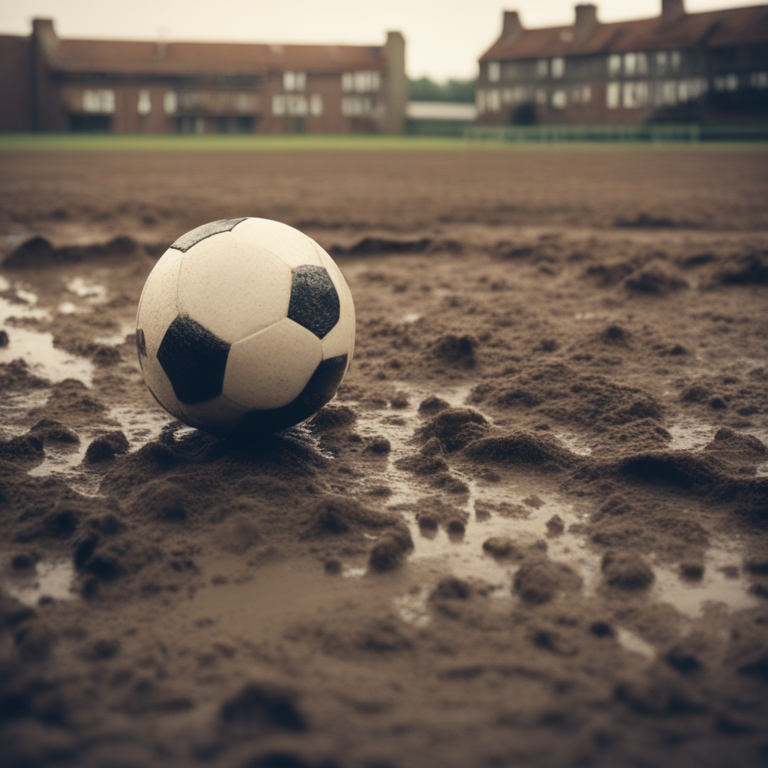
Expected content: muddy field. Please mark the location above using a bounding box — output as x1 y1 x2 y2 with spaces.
1 147 768 768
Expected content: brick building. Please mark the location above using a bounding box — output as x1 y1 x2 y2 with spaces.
477 0 768 125
0 19 407 134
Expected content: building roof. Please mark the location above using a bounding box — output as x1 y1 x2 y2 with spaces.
40 25 386 77
480 3 768 61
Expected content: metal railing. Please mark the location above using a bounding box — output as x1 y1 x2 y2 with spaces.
464 123 768 143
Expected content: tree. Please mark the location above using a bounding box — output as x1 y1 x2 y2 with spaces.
409 76 476 103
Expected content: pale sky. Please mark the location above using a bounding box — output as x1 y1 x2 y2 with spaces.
0 0 756 80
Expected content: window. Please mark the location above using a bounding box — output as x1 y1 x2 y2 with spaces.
310 93 323 116
606 82 620 109
714 74 738 92
138 90 151 116
486 89 501 112
535 88 547 105
551 90 567 109
551 58 565 79
273 94 308 116
623 81 648 108
581 85 592 104
662 80 677 105
476 89 486 114
283 71 306 91
624 52 637 76
83 90 116 114
636 53 648 75
608 55 622 78
751 72 768 89
163 91 177 115
342 71 381 93
656 52 668 75
487 61 500 82
670 51 682 71
537 59 549 78
342 96 373 116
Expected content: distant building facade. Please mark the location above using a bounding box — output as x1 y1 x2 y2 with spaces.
477 0 768 125
0 19 407 134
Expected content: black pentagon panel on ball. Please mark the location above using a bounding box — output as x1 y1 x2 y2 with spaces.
157 315 231 404
238 354 348 434
287 265 341 339
169 218 249 253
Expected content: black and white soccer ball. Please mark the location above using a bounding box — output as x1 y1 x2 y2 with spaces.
135 217 355 435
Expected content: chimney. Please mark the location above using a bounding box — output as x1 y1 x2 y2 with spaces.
32 18 59 61
574 4 598 43
661 0 685 26
502 11 523 39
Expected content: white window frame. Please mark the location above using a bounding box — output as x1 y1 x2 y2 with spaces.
608 55 622 78
83 89 116 114
551 58 565 79
283 71 306 92
606 82 621 109
551 90 567 109
310 93 323 116
624 52 637 77
487 61 501 82
137 90 151 116
163 91 177 115
536 59 549 78
656 51 668 75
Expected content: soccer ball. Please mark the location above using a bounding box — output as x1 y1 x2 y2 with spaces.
135 217 355 435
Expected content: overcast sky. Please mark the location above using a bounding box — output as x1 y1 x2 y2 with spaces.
0 0 755 80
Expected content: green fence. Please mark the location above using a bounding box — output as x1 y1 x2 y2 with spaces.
465 123 768 143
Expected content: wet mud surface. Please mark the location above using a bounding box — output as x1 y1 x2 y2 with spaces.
1 148 768 768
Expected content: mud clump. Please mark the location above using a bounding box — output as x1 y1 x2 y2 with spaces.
715 251 768 286
428 334 477 369
602 551 655 590
4 235 141 268
220 683 306 733
513 559 582 604
625 268 688 294
464 430 576 469
330 236 431 256
309 405 356 431
84 431 129 463
415 408 487 452
369 531 413 572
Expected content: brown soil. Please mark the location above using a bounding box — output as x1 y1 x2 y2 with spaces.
1 147 768 768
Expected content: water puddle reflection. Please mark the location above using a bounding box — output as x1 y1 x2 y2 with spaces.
2 556 76 606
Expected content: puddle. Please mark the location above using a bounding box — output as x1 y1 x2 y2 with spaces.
0 291 51 323
553 431 593 457
340 383 600 625
3 557 76 606
616 628 656 661
1 290 94 385
0 389 51 441
668 418 768 453
65 277 107 303
339 383 761 632
667 419 718 452
0 324 94 385
652 543 759 618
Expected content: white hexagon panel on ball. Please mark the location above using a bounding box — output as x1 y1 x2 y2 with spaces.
135 217 355 436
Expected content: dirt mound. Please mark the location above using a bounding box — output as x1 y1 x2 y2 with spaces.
329 236 431 256
3 235 143 268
